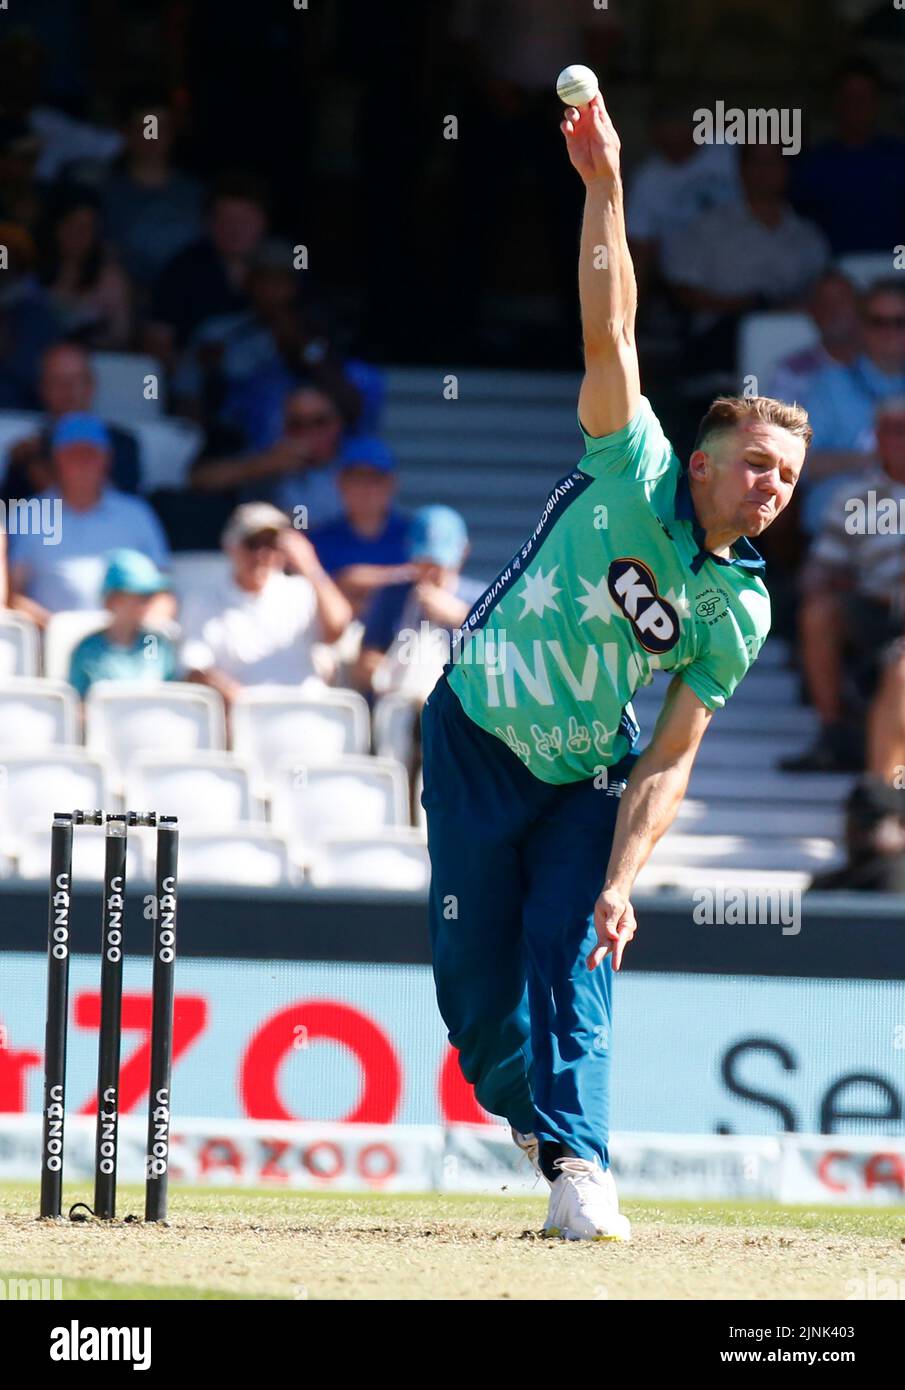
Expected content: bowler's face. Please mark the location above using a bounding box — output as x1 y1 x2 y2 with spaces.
696 422 806 537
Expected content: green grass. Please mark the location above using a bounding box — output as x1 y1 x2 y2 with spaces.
2 1182 902 1300
0 1270 262 1300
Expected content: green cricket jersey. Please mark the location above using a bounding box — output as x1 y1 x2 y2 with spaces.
447 396 771 784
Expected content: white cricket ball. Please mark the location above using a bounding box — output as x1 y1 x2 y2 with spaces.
556 65 599 108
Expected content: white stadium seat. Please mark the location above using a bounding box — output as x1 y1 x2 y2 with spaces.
413 765 426 832
0 677 79 748
232 687 371 784
166 551 230 601
0 611 40 677
129 417 203 491
736 311 817 394
15 817 154 883
147 827 298 886
635 864 812 894
308 828 430 891
836 252 896 290
649 832 838 874
127 751 263 829
0 750 115 855
0 409 42 460
89 351 164 420
372 691 419 765
85 681 226 777
43 610 110 683
271 754 410 857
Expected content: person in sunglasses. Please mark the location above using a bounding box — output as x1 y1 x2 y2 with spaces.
799 279 905 534
191 382 349 530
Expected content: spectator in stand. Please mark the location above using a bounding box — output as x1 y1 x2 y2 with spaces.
353 505 483 704
0 222 61 410
145 171 269 367
310 436 412 615
783 396 905 773
68 549 176 698
627 102 740 300
663 143 829 387
2 343 141 500
0 118 44 234
191 383 348 527
102 88 204 292
766 270 862 405
808 778 905 893
172 237 362 433
0 31 122 184
799 279 905 534
6 413 169 624
791 60 905 256
180 501 352 708
37 186 133 349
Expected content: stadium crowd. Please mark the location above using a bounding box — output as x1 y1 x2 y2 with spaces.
0 13 905 889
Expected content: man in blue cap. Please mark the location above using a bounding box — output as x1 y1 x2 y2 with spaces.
309 434 412 615
68 549 177 698
7 412 169 624
354 504 484 701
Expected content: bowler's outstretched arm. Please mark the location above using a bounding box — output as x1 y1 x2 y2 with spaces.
562 93 641 439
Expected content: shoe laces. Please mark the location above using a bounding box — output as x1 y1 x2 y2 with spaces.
553 1156 604 1185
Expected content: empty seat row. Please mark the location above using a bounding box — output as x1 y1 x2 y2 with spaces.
0 823 429 891
0 747 417 855
0 678 418 784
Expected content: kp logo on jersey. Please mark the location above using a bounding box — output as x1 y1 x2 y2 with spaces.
607 558 680 654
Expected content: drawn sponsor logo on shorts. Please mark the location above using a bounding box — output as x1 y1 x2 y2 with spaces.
607 558 680 654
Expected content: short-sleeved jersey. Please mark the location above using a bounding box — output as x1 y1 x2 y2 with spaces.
447 398 771 784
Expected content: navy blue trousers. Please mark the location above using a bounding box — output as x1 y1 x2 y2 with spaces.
420 671 637 1168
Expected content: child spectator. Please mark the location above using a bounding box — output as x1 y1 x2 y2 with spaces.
68 549 176 698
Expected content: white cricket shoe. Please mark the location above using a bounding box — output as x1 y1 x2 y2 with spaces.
543 1157 631 1241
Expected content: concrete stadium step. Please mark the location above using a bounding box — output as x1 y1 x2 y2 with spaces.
632 695 814 737
636 863 811 893
675 799 843 840
636 667 800 703
686 768 856 804
650 832 837 873
677 736 807 767
386 367 580 403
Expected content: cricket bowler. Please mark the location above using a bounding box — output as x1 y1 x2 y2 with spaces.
420 91 811 1240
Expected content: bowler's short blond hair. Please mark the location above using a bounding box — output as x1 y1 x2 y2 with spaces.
694 396 813 453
